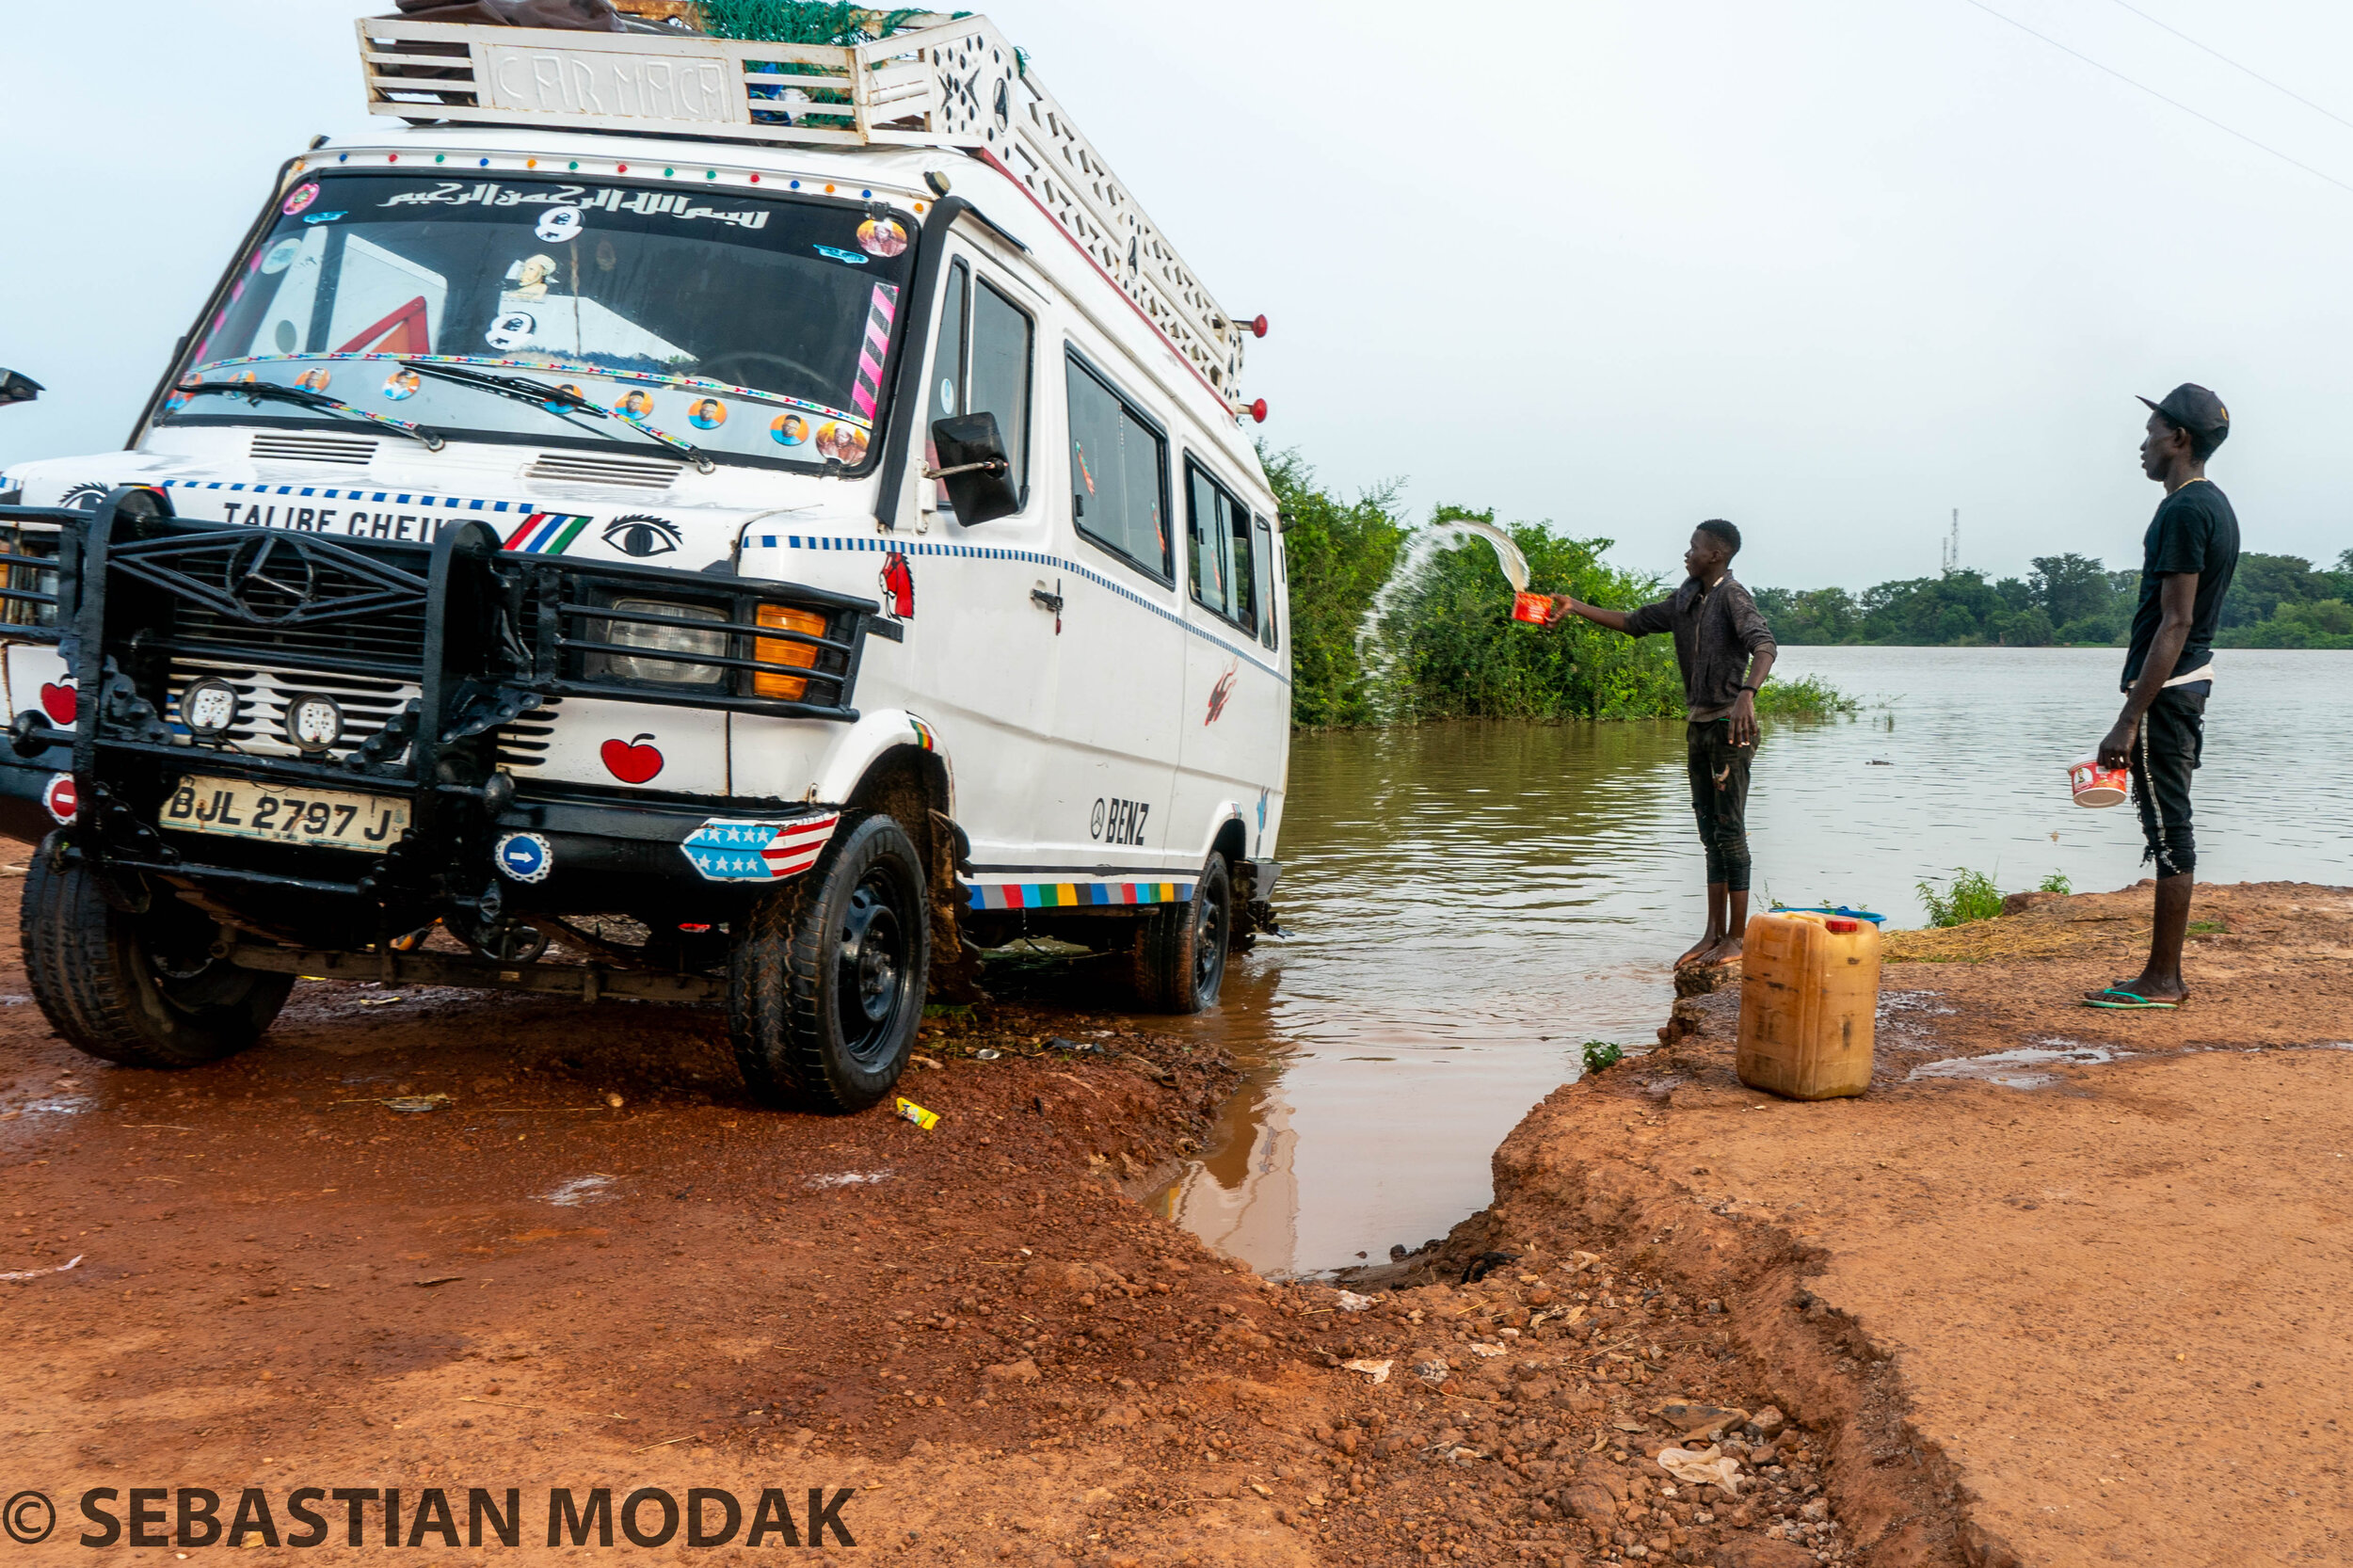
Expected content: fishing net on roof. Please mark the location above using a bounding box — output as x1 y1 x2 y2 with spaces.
688 1 941 42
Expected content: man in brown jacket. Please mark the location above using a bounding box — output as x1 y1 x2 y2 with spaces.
1549 520 1778 968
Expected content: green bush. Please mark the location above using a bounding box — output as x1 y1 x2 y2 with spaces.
1917 867 2073 925
1917 868 2005 927
1581 1040 1625 1075
1269 450 1854 727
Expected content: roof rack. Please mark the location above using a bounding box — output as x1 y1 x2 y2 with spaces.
356 12 1250 397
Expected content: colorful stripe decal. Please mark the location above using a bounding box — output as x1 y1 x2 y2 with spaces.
501 511 591 553
851 282 897 419
967 881 1194 911
189 353 869 432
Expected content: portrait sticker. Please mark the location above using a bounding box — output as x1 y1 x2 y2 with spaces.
771 412 809 446
856 216 909 259
382 370 422 402
687 397 728 430
616 390 656 420
507 255 559 300
815 422 870 465
485 311 537 352
535 205 584 244
296 368 332 392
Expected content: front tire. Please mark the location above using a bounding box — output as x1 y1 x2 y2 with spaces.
21 838 293 1068
728 811 929 1112
1131 851 1230 1014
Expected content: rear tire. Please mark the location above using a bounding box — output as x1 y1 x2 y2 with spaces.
21 837 293 1068
728 811 929 1112
1131 851 1230 1014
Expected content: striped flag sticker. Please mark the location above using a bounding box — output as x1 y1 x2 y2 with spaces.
503 512 592 553
851 281 898 419
680 812 840 883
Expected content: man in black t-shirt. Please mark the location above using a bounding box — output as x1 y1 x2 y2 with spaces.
1549 520 1777 968
2088 383 2238 1010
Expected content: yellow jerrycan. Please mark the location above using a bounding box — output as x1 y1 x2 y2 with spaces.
1736 910 1881 1099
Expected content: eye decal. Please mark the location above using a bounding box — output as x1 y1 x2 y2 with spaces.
603 514 681 558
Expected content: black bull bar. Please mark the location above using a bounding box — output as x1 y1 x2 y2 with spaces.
0 486 898 913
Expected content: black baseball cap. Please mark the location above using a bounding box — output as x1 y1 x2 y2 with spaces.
2137 383 2230 448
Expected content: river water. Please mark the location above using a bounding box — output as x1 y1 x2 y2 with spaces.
1144 646 2353 1276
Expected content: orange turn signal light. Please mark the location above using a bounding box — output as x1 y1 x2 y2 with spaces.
754 604 825 699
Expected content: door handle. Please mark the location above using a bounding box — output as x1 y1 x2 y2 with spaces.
1031 581 1064 635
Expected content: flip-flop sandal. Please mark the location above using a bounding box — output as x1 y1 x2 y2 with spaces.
2082 988 2180 1010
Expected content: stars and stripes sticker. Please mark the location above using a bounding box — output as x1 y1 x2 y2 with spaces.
502 511 592 553
680 812 840 883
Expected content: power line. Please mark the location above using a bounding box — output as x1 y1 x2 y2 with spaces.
1953 0 2353 200
2104 0 2353 138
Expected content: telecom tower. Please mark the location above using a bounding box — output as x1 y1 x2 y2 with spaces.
1940 508 1960 575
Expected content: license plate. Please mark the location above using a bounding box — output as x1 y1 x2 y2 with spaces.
161 775 410 852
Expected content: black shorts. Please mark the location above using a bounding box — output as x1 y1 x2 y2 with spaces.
2130 682 2206 877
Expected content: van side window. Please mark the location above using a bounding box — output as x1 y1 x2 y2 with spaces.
1253 514 1279 650
926 261 970 514
1184 458 1256 635
1066 354 1169 581
968 279 1032 494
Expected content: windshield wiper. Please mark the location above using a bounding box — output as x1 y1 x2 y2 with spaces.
173 378 445 451
401 360 715 473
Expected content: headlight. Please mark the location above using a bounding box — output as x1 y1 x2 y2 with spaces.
754 604 825 700
590 599 728 687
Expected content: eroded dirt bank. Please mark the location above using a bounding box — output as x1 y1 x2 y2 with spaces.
1425 882 2353 1568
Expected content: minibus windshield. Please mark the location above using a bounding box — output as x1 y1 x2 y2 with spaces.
165 171 917 469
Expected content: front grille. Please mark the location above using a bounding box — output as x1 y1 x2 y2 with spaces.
164 662 416 762
250 432 378 466
109 529 434 680
495 697 563 770
523 452 682 489
167 600 429 677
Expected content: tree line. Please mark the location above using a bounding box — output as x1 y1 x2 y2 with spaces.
1753 551 2353 648
1273 453 1849 728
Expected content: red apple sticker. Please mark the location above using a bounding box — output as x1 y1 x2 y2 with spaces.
600 733 664 784
39 682 76 725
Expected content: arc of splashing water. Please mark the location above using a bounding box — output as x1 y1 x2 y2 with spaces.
1353 520 1533 714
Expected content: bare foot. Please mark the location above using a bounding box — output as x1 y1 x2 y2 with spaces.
2086 975 2189 1003
1674 933 1719 968
1694 936 1744 968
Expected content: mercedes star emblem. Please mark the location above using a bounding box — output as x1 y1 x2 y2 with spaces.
226 533 318 621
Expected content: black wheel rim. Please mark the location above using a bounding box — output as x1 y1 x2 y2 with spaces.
837 868 915 1067
1191 875 1227 1004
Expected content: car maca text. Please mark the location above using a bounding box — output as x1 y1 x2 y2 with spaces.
0 8 1287 1112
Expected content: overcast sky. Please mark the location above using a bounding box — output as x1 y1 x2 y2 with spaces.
8 1 2353 589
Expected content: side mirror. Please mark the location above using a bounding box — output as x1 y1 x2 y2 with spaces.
927 412 1021 526
0 369 41 407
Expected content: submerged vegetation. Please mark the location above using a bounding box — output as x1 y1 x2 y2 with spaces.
1271 453 1853 728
